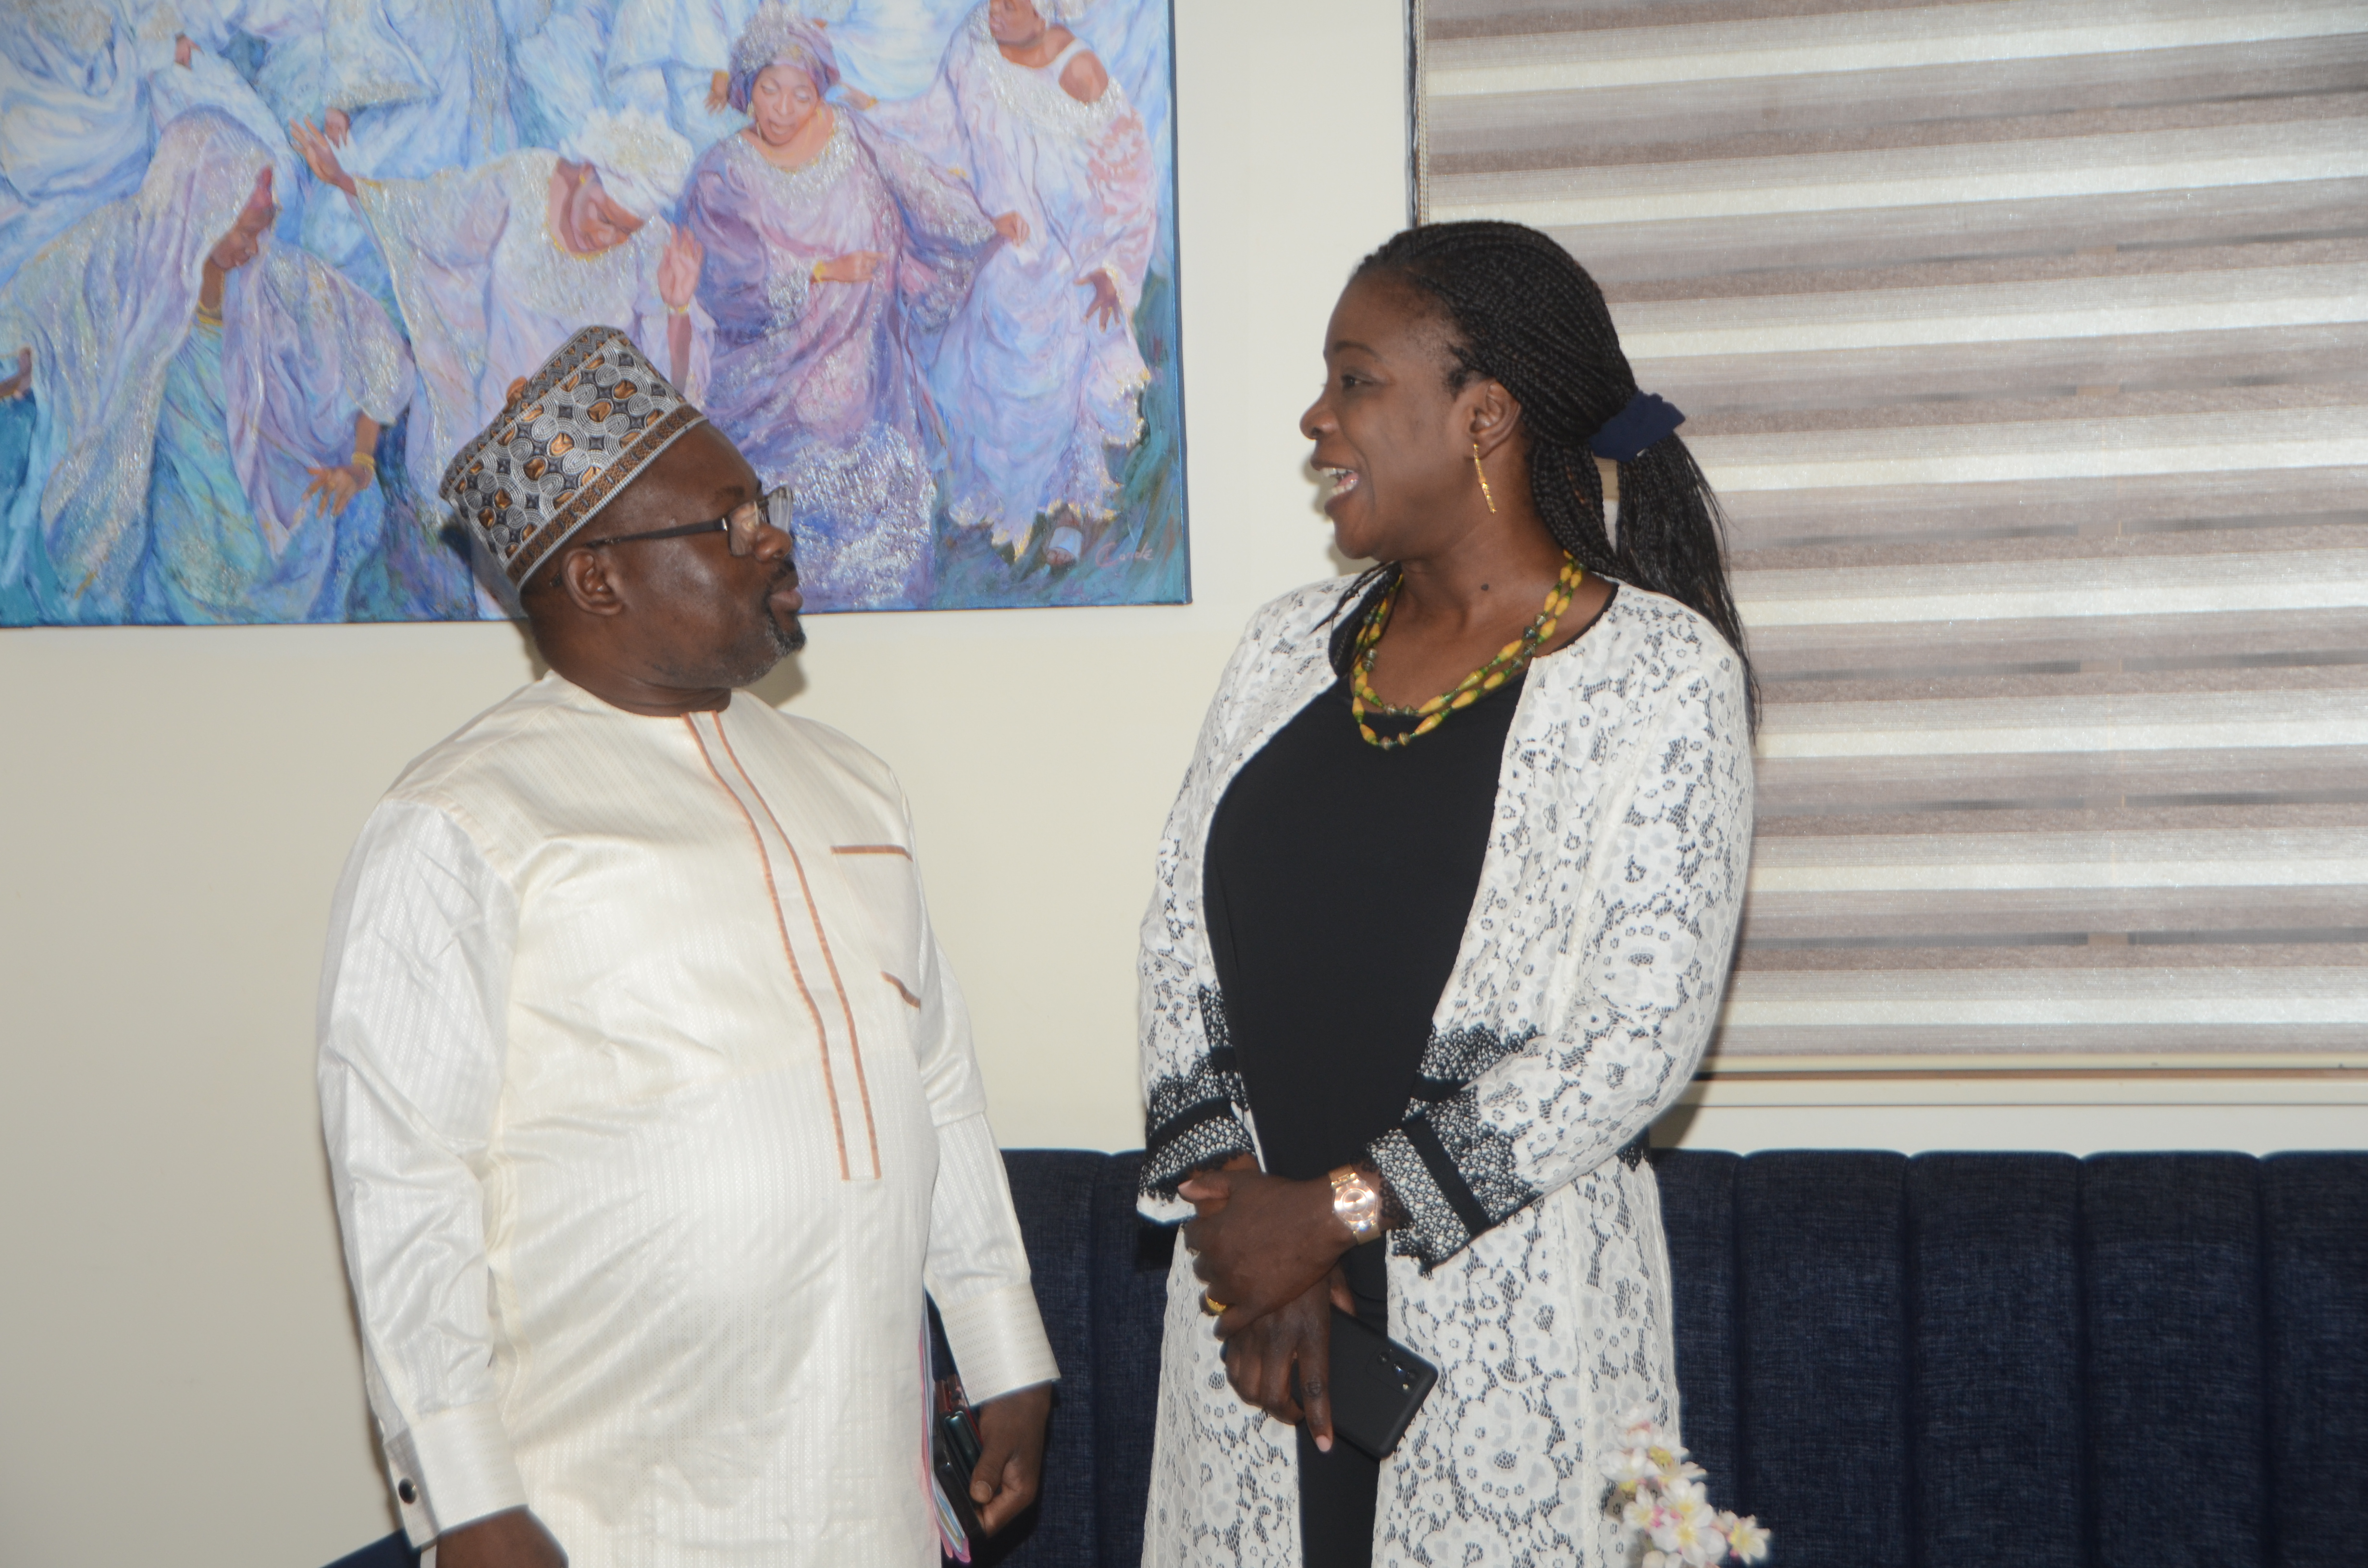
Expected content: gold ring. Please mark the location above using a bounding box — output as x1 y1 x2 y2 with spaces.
1202 1293 1229 1316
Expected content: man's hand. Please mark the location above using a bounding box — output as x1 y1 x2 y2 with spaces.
992 211 1029 246
658 228 704 310
435 1508 567 1568
1076 268 1122 330
0 348 31 402
175 34 194 67
1179 1161 1349 1338
968 1383 1051 1534
1222 1270 1355 1450
707 69 730 112
290 119 358 199
815 249 883 285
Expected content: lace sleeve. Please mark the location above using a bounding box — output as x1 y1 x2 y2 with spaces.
1369 643 1755 1269
1135 600 1303 1213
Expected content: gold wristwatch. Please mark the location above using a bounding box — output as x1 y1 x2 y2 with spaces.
1329 1164 1384 1244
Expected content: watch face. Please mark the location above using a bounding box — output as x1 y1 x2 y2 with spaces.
1332 1169 1382 1237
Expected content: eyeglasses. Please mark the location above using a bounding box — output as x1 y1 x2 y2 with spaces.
577 486 792 555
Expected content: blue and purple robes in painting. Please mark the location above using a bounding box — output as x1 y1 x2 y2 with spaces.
0 110 413 625
868 5 1157 555
683 112 994 610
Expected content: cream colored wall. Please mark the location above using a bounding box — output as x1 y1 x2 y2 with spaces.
0 3 1406 1563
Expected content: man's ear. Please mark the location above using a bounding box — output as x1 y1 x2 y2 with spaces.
556 546 628 616
1467 380 1524 461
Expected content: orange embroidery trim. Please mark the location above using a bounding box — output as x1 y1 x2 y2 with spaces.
716 721 882 1181
687 718 851 1181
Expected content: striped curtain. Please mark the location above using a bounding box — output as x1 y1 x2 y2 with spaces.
1413 0 2368 1075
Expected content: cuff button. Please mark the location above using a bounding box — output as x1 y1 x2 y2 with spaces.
397 1479 419 1505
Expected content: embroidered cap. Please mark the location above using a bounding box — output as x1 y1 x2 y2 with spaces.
440 325 707 589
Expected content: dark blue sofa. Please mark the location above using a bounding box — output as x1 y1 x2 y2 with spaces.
331 1148 2367 1568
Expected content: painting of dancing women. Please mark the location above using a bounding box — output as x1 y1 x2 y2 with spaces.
0 0 1186 624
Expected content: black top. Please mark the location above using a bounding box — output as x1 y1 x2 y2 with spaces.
1198 589 1613 1566
1202 670 1528 1187
1204 664 1534 1561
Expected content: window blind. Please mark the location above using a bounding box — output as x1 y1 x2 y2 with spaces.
1414 0 2368 1074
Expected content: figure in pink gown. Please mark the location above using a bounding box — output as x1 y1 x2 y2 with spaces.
683 7 996 610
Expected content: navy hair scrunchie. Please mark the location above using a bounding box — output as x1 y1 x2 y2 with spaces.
1588 391 1685 463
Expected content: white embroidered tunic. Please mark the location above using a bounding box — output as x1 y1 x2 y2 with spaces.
320 673 1057 1566
1136 580 1754 1568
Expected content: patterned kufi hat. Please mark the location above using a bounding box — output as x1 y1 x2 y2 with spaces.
728 3 840 111
439 325 707 590
557 108 694 220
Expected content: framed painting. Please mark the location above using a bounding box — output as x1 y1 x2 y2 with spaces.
0 0 1186 625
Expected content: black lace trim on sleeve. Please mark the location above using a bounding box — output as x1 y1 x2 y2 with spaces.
1140 988 1253 1199
1369 1025 1551 1270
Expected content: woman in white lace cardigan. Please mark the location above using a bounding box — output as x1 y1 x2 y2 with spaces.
1135 222 1756 1568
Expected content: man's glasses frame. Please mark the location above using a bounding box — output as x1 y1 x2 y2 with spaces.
575 486 793 552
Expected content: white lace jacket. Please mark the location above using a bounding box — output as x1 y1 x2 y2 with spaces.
1135 578 1754 1568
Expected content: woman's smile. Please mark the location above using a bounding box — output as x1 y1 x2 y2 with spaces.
1316 465 1361 513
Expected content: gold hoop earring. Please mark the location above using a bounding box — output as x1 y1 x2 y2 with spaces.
1471 441 1497 514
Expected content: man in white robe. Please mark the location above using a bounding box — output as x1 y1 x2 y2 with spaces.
868 0 1156 564
294 106 713 516
319 325 1056 1568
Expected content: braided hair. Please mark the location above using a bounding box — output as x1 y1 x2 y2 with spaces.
1325 220 1754 722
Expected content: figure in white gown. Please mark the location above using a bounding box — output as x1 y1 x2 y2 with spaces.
0 0 174 288
294 107 712 512
148 8 308 233
0 0 315 290
280 0 521 310
0 111 414 625
868 0 1155 565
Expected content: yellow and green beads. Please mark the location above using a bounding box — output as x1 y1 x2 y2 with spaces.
1350 556 1585 750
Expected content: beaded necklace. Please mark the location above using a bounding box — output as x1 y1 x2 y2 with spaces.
1349 556 1584 749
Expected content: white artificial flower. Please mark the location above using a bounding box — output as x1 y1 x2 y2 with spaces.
1666 1512 1727 1567
1661 1475 1710 1512
1606 1413 1768 1567
1602 1446 1658 1488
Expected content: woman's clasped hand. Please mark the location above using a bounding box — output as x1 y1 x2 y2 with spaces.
1179 1156 1362 1450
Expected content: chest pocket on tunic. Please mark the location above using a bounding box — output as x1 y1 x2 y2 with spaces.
827 843 926 1016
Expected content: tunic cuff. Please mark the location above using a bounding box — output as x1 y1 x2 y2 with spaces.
937 1279 1060 1406
1369 1125 1481 1274
1139 1097 1254 1202
383 1401 527 1547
